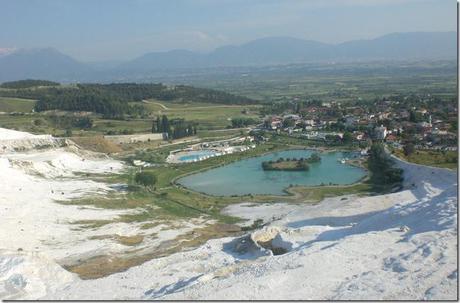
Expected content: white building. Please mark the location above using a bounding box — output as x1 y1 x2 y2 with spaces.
374 125 387 140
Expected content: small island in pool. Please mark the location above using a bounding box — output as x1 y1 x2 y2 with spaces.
262 153 321 171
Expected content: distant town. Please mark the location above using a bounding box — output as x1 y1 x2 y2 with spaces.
252 95 457 154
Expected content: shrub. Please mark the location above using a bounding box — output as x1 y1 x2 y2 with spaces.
368 143 404 190
297 161 310 170
403 143 415 156
134 171 157 187
307 153 321 163
33 118 46 126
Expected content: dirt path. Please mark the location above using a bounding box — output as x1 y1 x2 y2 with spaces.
205 127 250 132
142 100 169 110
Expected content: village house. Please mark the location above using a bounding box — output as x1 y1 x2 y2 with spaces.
282 114 301 121
344 115 359 127
385 134 398 143
353 131 366 141
264 116 283 130
303 119 316 127
374 125 388 140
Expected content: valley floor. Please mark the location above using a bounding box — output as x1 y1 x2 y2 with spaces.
0 128 457 300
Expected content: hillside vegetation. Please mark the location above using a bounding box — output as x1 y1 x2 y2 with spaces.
0 82 258 118
0 79 60 89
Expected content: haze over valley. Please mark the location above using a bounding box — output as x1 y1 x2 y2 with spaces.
0 32 456 82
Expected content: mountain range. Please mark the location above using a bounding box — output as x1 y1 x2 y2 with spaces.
0 32 456 82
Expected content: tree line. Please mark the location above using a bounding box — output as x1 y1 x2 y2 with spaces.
152 115 197 140
33 87 146 118
231 117 257 128
0 79 60 89
47 115 93 129
80 83 257 105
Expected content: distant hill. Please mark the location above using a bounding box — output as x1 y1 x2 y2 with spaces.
117 37 334 71
120 32 455 70
0 32 455 82
118 49 207 71
335 32 457 60
208 37 334 66
0 48 90 82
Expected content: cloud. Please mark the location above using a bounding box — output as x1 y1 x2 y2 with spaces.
183 31 228 43
0 47 16 56
187 30 211 41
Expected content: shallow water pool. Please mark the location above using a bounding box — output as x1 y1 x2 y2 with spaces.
177 149 366 196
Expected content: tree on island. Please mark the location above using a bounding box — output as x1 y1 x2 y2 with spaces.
262 158 309 171
261 161 271 170
296 160 310 170
306 153 321 163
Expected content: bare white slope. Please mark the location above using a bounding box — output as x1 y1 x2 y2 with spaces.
0 128 38 140
0 128 211 300
0 128 63 153
34 155 456 300
0 130 132 261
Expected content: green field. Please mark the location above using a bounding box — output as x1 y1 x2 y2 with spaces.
183 61 457 102
0 97 36 112
143 100 261 129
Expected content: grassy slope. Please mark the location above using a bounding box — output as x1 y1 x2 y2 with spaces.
0 97 36 112
393 149 457 169
70 136 123 153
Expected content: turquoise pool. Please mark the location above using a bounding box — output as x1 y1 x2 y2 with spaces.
177 149 366 196
177 150 218 162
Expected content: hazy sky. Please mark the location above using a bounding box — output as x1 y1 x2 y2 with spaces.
0 0 456 61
